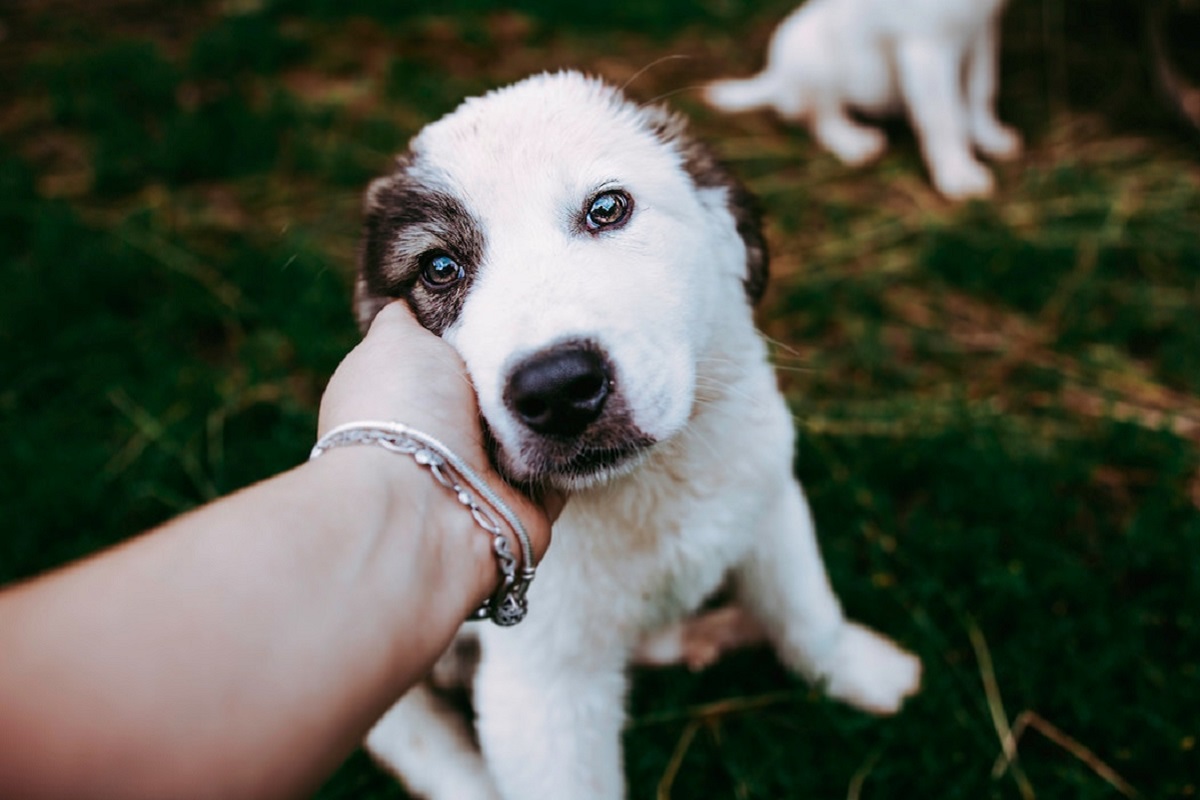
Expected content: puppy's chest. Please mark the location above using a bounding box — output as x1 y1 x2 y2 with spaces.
543 489 754 635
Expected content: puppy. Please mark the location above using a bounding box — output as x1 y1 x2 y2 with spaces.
705 0 1022 199
355 71 920 800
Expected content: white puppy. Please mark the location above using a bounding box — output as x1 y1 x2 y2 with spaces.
354 71 920 800
705 0 1022 198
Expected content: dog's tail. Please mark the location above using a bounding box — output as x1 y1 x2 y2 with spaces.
704 72 782 114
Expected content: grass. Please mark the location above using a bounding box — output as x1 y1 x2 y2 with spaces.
1 0 1198 797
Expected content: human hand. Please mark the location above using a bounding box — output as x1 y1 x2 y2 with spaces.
318 301 562 561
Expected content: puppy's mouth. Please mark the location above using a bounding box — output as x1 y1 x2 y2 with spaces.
559 443 648 474
535 440 656 488
482 421 656 489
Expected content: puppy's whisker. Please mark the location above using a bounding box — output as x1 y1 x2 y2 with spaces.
640 83 710 108
770 363 817 375
621 54 694 93
693 376 771 410
761 334 806 360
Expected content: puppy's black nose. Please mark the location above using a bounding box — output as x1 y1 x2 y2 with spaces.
505 346 611 438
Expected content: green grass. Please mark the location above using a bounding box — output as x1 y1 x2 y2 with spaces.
2 0 1198 797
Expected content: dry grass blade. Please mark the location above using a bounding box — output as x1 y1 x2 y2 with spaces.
656 719 702 800
967 621 1036 799
972 622 1141 799
846 750 882 800
991 711 1140 799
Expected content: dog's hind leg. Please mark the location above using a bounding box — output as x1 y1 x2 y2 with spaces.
964 15 1022 161
732 480 921 715
894 37 993 198
366 683 501 800
634 604 768 671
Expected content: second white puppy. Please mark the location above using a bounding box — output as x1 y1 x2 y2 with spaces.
706 0 1022 198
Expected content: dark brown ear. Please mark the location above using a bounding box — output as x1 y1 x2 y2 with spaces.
720 175 769 305
354 164 409 334
639 105 769 305
685 145 769 305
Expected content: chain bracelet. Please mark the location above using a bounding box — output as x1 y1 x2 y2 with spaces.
309 421 535 626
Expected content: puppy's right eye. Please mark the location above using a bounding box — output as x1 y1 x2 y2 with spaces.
585 190 631 231
420 252 464 289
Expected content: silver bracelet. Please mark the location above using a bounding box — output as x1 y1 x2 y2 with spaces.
309 421 535 626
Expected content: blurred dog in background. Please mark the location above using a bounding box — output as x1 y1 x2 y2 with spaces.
705 0 1022 199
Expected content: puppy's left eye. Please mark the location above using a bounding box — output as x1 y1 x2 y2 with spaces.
585 190 631 231
420 252 465 289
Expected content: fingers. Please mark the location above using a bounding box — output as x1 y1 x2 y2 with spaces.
361 301 466 376
363 299 420 338
318 302 474 439
325 300 566 562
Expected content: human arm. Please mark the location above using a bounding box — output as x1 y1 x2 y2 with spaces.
0 302 555 800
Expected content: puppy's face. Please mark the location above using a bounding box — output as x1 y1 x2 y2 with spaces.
357 72 766 489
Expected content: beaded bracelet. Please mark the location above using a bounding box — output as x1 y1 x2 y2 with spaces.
309 421 535 626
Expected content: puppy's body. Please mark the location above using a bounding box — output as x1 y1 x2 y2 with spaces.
356 72 919 800
706 0 1021 198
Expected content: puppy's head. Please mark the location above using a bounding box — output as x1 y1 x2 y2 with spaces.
356 71 767 489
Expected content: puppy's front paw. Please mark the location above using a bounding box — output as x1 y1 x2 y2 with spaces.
819 622 921 715
931 155 994 200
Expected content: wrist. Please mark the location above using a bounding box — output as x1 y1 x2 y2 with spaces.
309 422 538 626
305 446 499 617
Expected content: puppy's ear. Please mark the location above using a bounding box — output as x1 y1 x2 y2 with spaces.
688 147 769 306
354 163 407 333
643 107 769 305
721 177 769 306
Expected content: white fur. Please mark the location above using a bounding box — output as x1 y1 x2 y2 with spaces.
364 72 920 799
705 0 1022 198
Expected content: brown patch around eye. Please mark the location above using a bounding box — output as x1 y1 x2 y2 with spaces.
356 157 486 335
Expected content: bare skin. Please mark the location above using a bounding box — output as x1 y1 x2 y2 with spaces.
0 302 559 800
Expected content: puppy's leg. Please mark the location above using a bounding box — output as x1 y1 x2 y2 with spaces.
474 645 627 800
634 604 767 671
366 684 501 800
733 481 921 715
895 38 993 199
965 16 1022 161
810 101 888 166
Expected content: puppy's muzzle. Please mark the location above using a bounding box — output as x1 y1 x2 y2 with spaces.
498 341 654 485
505 343 611 439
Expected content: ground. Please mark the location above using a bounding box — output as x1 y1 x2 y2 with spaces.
1 1 1197 798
